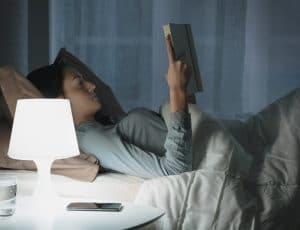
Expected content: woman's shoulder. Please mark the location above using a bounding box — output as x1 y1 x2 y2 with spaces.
120 108 162 122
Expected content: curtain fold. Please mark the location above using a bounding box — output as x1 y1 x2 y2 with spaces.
46 0 300 116
0 0 28 75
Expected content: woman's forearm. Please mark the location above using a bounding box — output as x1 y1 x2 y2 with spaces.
162 110 192 175
169 88 188 112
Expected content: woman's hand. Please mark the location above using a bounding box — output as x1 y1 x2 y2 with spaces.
165 35 190 112
165 35 190 92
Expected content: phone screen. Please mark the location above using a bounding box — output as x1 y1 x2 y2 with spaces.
67 202 123 211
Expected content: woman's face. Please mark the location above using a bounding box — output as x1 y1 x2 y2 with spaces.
61 69 102 118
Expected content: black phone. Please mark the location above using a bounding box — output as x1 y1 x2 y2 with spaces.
66 202 123 212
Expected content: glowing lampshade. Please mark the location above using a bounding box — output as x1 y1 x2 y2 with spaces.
7 99 80 207
8 99 79 160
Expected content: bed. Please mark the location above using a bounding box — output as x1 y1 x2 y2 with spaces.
3 85 299 230
1 49 300 229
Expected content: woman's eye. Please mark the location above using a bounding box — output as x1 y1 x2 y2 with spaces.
77 78 84 87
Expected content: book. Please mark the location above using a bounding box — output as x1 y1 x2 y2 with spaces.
163 23 203 95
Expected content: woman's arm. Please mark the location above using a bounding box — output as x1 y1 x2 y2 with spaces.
161 35 192 174
165 35 190 113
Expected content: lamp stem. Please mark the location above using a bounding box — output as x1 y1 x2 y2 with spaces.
33 158 56 204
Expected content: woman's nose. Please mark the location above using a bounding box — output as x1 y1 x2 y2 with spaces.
85 81 96 91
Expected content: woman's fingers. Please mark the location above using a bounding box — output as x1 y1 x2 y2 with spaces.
165 35 190 92
165 35 175 63
177 51 188 62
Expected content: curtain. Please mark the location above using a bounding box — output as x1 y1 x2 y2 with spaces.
49 0 300 117
0 0 28 75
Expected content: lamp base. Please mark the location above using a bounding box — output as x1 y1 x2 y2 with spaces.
31 159 61 214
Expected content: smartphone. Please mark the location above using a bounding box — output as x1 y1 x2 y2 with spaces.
66 202 123 212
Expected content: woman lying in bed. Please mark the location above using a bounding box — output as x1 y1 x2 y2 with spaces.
27 36 193 179
27 36 300 227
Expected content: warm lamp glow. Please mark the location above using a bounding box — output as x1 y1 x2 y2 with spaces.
7 99 80 210
8 99 79 160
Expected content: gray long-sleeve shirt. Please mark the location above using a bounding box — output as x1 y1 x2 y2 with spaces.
75 108 192 179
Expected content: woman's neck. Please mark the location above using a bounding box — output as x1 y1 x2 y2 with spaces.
74 113 96 126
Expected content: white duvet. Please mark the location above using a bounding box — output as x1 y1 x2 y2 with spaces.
134 88 300 230
135 103 256 229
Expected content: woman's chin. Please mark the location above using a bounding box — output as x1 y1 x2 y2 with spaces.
95 101 102 111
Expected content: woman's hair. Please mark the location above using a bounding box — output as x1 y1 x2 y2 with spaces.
27 63 116 125
26 63 65 98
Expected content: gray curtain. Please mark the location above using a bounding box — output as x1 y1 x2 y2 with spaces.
0 0 28 74
47 0 300 116
0 0 50 75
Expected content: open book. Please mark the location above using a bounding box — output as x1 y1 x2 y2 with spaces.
163 23 203 95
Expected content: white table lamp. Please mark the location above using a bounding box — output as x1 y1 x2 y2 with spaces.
7 99 80 207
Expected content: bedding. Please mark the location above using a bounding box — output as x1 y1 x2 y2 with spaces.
136 103 256 229
241 88 300 229
0 66 42 123
219 88 300 228
1 58 299 228
135 88 300 230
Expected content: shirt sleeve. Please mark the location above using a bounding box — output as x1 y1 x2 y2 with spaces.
162 111 193 175
76 111 192 179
